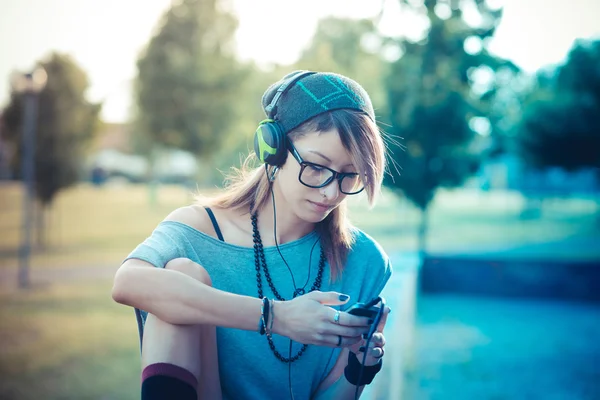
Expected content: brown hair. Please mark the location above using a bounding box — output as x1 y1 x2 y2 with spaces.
198 109 386 280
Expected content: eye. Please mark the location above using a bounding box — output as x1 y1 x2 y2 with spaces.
308 164 325 172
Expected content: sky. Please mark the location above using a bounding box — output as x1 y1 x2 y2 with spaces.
0 0 599 123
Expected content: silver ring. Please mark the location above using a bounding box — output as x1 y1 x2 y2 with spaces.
333 310 340 324
337 335 342 347
374 348 385 359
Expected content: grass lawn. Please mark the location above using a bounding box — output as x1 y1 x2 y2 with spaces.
0 183 598 399
0 183 195 269
1 182 599 270
0 280 140 400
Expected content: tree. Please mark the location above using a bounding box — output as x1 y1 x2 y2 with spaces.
518 39 600 174
134 0 245 184
383 0 515 258
294 17 388 111
1 53 101 246
218 17 390 184
211 64 286 178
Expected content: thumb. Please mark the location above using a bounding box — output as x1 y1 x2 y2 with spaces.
307 291 350 306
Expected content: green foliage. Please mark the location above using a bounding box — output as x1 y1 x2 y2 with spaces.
294 17 388 111
216 17 392 180
211 65 286 179
0 53 101 205
134 0 245 162
518 39 600 172
297 17 376 72
384 0 514 210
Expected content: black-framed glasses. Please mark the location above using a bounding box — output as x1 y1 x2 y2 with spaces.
287 139 365 195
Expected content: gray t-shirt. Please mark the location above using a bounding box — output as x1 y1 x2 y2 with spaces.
126 220 392 400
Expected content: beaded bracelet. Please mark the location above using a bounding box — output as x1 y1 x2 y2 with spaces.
258 297 270 335
267 299 275 334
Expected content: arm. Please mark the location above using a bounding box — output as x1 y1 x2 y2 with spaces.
113 258 265 330
112 206 370 343
112 207 367 347
312 306 390 399
113 261 369 343
311 349 365 400
112 205 265 330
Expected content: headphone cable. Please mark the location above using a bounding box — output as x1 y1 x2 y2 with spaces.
268 168 299 290
354 299 385 400
289 340 295 400
267 168 380 400
265 167 300 400
355 337 373 400
269 172 320 295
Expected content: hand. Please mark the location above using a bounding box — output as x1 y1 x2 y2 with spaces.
272 291 372 348
348 305 390 366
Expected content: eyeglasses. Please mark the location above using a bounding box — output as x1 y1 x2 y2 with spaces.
287 139 365 195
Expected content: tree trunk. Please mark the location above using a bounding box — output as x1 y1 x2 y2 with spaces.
417 206 429 261
415 206 430 299
35 201 48 250
147 150 159 208
34 200 41 249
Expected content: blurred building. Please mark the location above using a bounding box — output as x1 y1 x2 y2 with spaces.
87 122 198 185
477 153 599 195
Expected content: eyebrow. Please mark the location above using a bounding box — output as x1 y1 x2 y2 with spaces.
308 150 354 168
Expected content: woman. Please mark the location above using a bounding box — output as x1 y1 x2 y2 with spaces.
112 70 393 400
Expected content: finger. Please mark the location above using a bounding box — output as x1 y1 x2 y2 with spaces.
375 306 391 333
308 291 351 306
371 347 384 359
356 345 384 359
325 334 362 348
324 324 370 338
370 332 386 347
359 333 385 351
327 308 370 330
338 311 372 327
317 320 370 337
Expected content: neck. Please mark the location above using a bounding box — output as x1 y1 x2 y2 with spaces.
255 184 314 246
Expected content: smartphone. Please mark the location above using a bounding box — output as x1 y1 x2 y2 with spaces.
346 296 385 332
346 302 380 319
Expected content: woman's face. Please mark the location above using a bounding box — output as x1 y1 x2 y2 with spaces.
274 128 357 223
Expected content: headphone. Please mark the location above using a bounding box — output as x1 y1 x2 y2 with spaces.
253 70 316 167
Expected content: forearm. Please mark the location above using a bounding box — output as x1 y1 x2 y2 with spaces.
112 264 263 330
312 374 365 400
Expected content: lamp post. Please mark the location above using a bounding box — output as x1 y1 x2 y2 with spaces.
10 67 47 288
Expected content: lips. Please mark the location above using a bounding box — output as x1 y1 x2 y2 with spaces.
308 200 333 212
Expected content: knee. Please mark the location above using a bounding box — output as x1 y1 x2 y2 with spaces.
164 258 212 287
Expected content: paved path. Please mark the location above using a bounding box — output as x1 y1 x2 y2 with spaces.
365 253 421 400
404 294 600 400
6 254 596 399
0 264 118 288
0 254 422 400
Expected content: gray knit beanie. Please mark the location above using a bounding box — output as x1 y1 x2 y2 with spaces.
261 71 375 134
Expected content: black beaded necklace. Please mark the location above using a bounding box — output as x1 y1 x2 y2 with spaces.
251 212 326 363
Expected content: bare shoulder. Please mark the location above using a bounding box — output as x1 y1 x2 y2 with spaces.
164 204 250 245
163 205 214 235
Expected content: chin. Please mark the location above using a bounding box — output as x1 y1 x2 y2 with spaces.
305 212 329 224
300 200 334 223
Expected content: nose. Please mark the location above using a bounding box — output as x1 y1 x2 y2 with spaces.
319 179 341 201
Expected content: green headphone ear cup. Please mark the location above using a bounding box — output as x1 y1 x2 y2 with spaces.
253 120 287 166
254 71 315 167
254 125 276 163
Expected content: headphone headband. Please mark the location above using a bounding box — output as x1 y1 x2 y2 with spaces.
264 70 316 119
